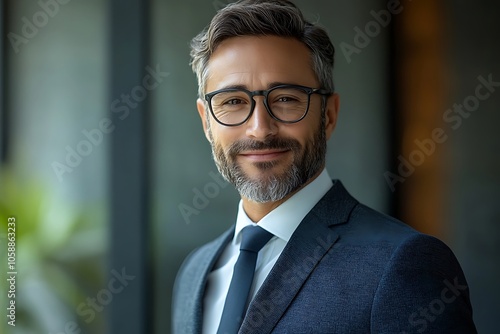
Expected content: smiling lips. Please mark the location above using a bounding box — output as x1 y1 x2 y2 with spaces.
239 149 289 162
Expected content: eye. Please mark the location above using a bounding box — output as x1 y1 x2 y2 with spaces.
225 98 245 105
270 87 308 104
212 91 249 108
276 96 299 103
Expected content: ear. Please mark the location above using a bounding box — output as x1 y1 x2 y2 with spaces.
324 93 340 140
197 98 211 141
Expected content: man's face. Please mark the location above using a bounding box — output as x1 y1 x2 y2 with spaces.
197 36 339 203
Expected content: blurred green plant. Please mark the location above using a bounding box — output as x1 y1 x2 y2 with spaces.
0 166 107 334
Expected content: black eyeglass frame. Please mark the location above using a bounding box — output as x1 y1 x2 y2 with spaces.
204 84 333 126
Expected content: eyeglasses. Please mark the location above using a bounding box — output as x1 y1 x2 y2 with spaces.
204 84 332 126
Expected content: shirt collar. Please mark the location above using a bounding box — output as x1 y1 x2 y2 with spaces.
233 168 333 245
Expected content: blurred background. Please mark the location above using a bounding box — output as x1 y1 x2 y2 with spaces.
0 0 498 333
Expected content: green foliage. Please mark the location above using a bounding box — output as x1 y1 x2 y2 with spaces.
0 167 107 333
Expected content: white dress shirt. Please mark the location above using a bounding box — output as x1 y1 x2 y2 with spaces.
202 169 333 334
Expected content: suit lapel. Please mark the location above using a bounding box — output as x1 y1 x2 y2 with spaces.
177 228 233 334
239 181 358 333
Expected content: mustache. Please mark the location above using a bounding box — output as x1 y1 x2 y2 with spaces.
227 137 301 156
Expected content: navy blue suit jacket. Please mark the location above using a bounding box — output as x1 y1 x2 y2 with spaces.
172 180 476 333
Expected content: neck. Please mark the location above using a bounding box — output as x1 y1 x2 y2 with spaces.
241 168 323 222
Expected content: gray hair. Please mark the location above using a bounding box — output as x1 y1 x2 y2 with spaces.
190 0 335 99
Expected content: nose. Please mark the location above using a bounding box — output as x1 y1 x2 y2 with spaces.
245 97 278 139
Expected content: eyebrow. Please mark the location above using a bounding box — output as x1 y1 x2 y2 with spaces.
217 81 300 91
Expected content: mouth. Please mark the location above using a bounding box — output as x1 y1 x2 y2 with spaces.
238 149 290 162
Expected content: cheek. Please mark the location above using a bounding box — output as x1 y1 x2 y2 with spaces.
210 125 239 147
282 123 316 143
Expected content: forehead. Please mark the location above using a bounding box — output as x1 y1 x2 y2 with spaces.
206 35 318 92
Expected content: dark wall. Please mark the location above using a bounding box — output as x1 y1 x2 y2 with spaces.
446 1 500 332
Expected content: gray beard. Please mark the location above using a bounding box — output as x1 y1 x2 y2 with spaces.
224 158 303 203
208 117 326 203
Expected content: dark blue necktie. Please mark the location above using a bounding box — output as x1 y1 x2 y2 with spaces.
217 225 273 334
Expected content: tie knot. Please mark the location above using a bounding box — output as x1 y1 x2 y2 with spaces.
240 225 273 253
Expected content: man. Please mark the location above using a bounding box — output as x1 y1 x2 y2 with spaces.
172 1 476 333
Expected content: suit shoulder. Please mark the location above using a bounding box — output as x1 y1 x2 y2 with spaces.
338 203 464 271
371 227 475 333
340 203 421 245
352 204 458 260
384 230 462 275
343 207 476 332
